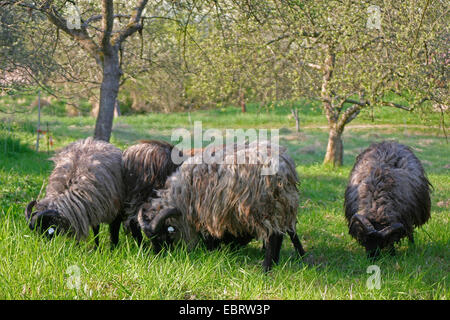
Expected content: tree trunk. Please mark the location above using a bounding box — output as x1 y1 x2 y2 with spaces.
320 46 343 166
291 108 300 132
323 128 343 166
114 99 121 117
240 89 246 113
94 50 121 142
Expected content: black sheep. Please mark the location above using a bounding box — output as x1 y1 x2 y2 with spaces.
122 140 181 244
344 141 432 258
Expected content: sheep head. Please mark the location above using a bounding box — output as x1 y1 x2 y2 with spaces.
349 213 406 258
138 203 182 253
25 200 71 239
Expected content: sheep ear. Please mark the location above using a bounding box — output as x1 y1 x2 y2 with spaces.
350 213 377 235
150 208 181 235
25 200 37 221
378 223 405 239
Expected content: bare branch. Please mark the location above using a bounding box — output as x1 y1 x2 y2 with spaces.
83 14 129 28
265 34 290 46
342 98 368 107
343 36 383 54
112 0 149 46
100 0 115 52
301 61 322 70
337 99 368 130
381 101 412 111
2 0 102 64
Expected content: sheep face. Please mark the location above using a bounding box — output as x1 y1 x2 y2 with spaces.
348 212 406 257
138 203 185 252
25 200 72 239
139 203 253 252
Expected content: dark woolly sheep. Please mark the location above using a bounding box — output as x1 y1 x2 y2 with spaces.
344 141 432 258
25 137 124 246
138 141 306 272
121 140 181 244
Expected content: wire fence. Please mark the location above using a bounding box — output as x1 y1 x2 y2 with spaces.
0 90 54 156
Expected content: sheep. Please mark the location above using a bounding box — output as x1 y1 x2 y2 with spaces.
25 137 124 247
138 141 306 271
121 140 181 244
344 141 432 258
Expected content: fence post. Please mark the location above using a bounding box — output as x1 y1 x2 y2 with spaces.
9 118 12 152
36 90 41 152
291 108 300 132
46 122 50 154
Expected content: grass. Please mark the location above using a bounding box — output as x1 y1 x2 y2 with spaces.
0 96 448 299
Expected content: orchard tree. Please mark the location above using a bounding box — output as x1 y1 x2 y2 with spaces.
0 7 58 93
0 0 197 141
186 2 298 112
235 0 446 166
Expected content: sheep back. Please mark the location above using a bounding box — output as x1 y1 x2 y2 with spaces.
344 141 431 247
35 137 124 240
144 141 300 247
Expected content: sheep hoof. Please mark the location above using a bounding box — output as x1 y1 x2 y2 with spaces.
262 261 273 273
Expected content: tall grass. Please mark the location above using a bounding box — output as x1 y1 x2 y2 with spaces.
0 99 448 299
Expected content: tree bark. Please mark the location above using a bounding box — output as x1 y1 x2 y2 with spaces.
240 89 246 113
291 108 300 132
323 127 343 166
94 49 121 141
320 46 343 166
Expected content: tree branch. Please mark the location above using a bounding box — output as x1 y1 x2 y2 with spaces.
336 97 416 131
337 98 368 130
112 0 149 46
265 34 290 46
100 0 115 53
381 101 412 111
2 0 102 65
300 61 322 70
344 36 383 54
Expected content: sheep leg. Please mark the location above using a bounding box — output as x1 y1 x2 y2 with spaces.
202 234 221 250
109 216 122 248
129 217 143 246
408 233 415 245
287 229 306 257
387 244 396 256
273 234 283 263
387 243 397 256
367 247 380 260
92 225 100 248
262 233 283 272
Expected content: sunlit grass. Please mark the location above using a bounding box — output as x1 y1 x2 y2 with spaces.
0 100 448 299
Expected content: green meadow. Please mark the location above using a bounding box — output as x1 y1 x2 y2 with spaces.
0 97 448 299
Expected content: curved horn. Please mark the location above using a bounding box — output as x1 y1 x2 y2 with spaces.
350 213 377 235
25 200 37 221
378 222 405 239
31 209 63 232
150 208 181 235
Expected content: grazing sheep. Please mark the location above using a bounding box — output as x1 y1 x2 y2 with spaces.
344 141 432 258
25 137 124 246
138 141 305 271
121 140 182 244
